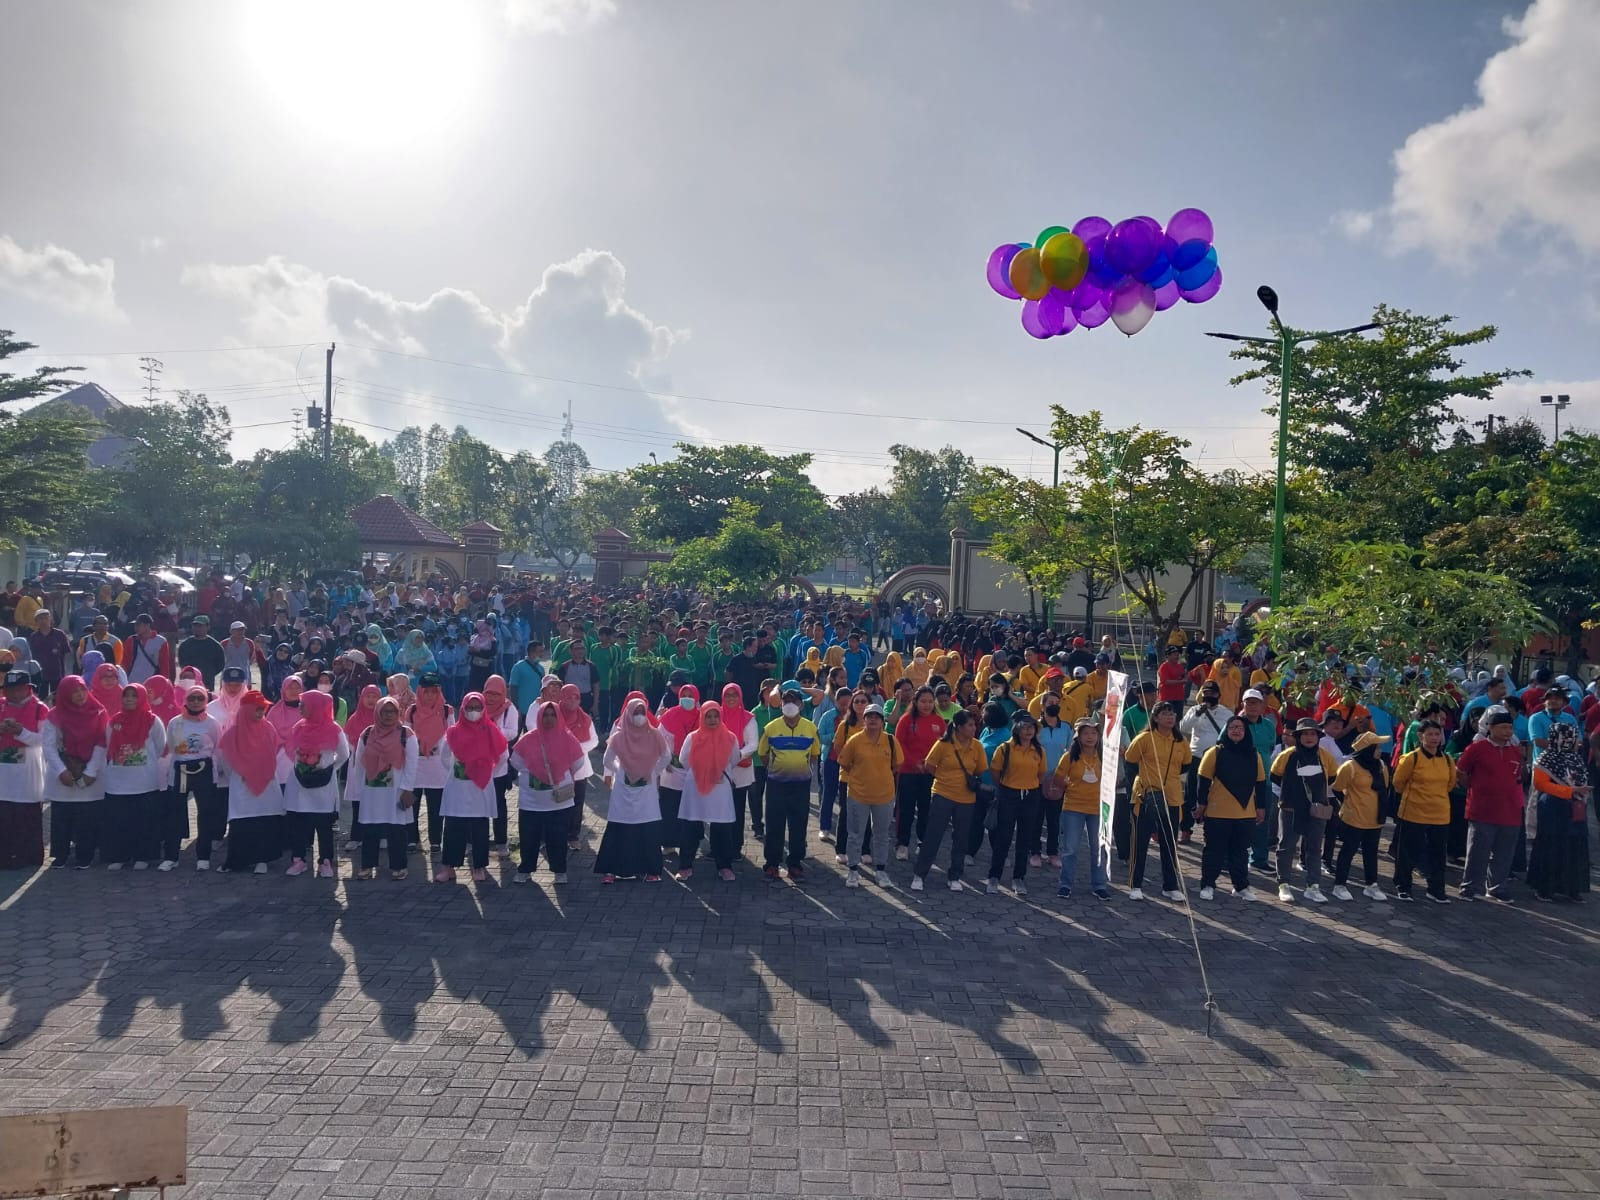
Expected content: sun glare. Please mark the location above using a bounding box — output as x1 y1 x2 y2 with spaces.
238 0 487 147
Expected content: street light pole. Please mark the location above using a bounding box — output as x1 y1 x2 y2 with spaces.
1207 288 1381 610
1540 393 1571 444
1017 427 1066 626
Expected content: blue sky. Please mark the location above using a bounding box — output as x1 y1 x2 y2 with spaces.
1 0 1594 494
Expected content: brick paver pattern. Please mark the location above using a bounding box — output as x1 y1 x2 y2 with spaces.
5 790 1600 1200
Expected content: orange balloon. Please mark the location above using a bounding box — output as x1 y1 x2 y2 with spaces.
1008 247 1049 301
1039 232 1089 292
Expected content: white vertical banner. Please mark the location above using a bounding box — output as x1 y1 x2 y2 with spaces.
1097 671 1129 861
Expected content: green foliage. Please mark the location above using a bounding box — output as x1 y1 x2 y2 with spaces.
0 331 91 549
881 444 978 566
830 488 895 584
634 444 829 569
74 391 238 564
573 471 650 544
650 498 801 599
1258 543 1547 715
229 426 397 576
0 330 81 407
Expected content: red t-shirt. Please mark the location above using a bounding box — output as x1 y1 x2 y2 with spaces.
1456 738 1526 826
1157 660 1188 704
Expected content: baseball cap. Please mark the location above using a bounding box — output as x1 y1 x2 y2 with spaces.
1043 666 1065 681
222 667 248 683
863 703 886 718
230 621 246 631
780 679 804 699
1093 653 1110 665
1242 688 1264 701
1072 667 1087 679
418 671 443 689
191 613 210 624
3 669 30 687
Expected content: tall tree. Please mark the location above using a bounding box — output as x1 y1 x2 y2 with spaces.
380 425 428 509
652 498 803 599
423 434 503 527
831 488 897 584
574 471 650 544
883 443 976 566
635 444 830 568
0 331 91 548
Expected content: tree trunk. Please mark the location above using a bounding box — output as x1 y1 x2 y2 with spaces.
1083 568 1096 634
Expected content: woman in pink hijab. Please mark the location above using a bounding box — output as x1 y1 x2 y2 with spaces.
281 689 348 878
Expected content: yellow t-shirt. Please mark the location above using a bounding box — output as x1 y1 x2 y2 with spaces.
1123 729 1191 809
991 740 1047 791
1392 748 1453 826
1332 757 1388 830
925 738 988 805
1054 748 1104 815
1196 744 1265 819
835 729 898 805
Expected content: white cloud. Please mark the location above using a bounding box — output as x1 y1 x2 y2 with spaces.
1330 209 1376 240
502 0 616 35
138 235 166 254
1388 0 1600 258
180 249 688 463
0 234 124 321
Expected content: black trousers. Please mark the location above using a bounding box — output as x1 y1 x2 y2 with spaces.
914 794 974 882
1334 825 1380 886
411 787 443 847
361 822 409 871
659 786 682 848
1112 788 1132 861
223 814 284 870
988 787 1041 881
1199 815 1253 890
519 808 569 874
1394 819 1448 898
442 815 490 870
49 802 97 866
286 810 337 864
895 773 933 847
1181 768 1200 834
181 760 228 862
682 820 739 870
569 778 588 841
154 788 187 862
493 768 515 846
99 792 148 865
741 768 766 834
763 778 811 870
1130 799 1180 892
1036 796 1061 858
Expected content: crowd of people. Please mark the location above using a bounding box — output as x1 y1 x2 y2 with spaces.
0 569 1593 910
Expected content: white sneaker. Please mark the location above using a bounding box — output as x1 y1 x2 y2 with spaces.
985 878 999 894
948 879 963 892
157 860 176 872
1363 884 1387 902
106 862 122 871
910 876 924 891
1127 888 1144 901
1331 884 1353 901
845 872 861 888
875 870 892 887
1278 884 1295 902
1013 881 1028 898
895 846 909 861
253 862 269 874
196 859 210 871
1199 886 1214 901
1304 885 1328 904
1161 889 1183 902
132 861 149 871
1235 886 1257 901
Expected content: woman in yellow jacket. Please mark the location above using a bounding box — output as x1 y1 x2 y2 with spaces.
984 712 1048 897
835 705 899 889
905 647 933 689
1331 730 1390 901
1052 716 1110 899
1195 716 1268 900
911 709 987 893
1390 719 1454 902
878 651 904 695
1122 702 1191 900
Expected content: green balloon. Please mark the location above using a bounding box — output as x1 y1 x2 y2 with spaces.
1036 225 1069 249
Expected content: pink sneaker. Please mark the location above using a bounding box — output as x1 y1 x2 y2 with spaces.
718 868 735 881
285 859 308 877
317 861 335 879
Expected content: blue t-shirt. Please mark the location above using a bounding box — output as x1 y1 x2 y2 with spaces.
508 658 545 719
1528 709 1579 762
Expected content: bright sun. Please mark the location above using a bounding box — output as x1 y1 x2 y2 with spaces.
238 0 488 147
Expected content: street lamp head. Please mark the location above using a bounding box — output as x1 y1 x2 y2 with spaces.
1256 286 1279 316
1541 395 1554 406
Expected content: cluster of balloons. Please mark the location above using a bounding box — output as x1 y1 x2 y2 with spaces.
986 209 1221 339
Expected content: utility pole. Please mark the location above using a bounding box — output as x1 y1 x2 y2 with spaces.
323 342 335 461
1472 413 1498 443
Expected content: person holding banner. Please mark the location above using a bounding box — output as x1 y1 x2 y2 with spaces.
1053 715 1110 899
1121 701 1190 901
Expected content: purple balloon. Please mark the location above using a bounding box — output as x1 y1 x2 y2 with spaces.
1072 215 1112 242
1077 301 1111 330
1038 287 1072 335
1105 219 1160 275
1055 307 1078 337
1172 239 1210 270
1153 280 1182 311
1021 299 1054 339
1135 215 1164 241
1111 278 1157 315
1167 207 1214 246
1070 280 1107 314
1181 267 1223 303
987 242 1024 300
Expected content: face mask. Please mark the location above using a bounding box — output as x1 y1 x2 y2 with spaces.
630 713 648 727
679 696 696 710
782 703 800 718
465 710 483 722
1044 704 1060 715
318 682 333 693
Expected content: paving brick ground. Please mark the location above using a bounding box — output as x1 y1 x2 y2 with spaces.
5 789 1600 1199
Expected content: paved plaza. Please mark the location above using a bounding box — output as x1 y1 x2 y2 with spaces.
5 798 1600 1200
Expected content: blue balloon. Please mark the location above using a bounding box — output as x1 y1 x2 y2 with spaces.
1145 265 1175 289
1136 253 1171 285
1175 254 1218 290
1172 239 1211 270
